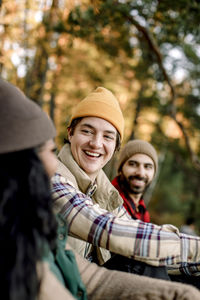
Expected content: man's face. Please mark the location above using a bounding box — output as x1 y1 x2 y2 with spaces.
120 153 155 195
68 117 117 181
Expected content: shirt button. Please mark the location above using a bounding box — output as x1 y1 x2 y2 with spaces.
58 233 64 240
77 290 83 298
59 220 65 227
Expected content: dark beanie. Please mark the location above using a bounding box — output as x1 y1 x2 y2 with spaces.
0 78 56 154
117 139 158 176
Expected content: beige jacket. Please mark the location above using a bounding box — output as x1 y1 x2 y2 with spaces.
38 262 76 300
56 144 123 264
39 249 200 300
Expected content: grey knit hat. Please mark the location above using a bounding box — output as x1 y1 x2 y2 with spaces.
117 139 158 176
0 78 56 154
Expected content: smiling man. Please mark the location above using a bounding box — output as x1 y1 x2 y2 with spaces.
112 139 158 222
68 117 117 182
53 87 124 264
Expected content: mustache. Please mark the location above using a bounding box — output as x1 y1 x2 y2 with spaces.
128 175 148 184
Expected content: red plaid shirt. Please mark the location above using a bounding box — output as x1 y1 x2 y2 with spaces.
112 176 150 222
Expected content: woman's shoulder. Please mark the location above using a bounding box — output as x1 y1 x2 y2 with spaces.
38 262 76 300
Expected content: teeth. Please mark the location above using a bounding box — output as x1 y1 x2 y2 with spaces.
85 151 100 157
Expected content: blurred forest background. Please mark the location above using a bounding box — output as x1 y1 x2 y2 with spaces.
1 0 200 231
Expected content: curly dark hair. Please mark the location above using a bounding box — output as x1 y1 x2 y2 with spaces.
0 148 58 300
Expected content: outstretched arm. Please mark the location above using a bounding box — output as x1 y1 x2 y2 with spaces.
52 173 200 275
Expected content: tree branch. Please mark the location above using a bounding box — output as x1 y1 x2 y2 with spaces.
120 10 200 169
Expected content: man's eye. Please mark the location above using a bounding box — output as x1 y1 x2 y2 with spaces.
81 129 92 134
129 162 137 167
145 164 153 169
104 135 114 140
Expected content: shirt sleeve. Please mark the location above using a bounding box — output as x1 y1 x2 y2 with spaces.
51 173 200 276
70 246 200 300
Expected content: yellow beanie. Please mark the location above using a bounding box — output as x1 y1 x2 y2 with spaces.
69 87 124 140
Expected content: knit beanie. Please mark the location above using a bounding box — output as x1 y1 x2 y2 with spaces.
69 87 124 140
117 139 158 176
0 78 56 154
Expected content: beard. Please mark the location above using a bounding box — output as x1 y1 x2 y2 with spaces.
119 173 149 195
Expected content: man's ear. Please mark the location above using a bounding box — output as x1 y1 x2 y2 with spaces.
118 169 122 176
67 127 72 142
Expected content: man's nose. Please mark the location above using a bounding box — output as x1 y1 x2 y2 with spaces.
89 134 102 148
136 165 145 177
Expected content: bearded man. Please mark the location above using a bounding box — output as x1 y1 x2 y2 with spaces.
112 140 158 222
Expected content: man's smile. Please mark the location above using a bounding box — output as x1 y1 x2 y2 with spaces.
84 150 102 158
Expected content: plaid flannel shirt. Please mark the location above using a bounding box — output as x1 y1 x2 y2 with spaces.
52 173 200 276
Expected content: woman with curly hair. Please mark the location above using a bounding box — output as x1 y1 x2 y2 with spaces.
0 78 86 300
